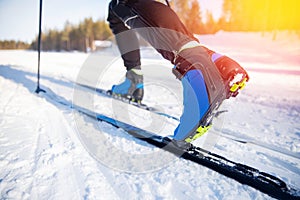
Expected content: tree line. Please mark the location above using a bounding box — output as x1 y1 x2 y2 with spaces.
171 0 300 34
30 18 112 52
1 0 299 51
171 0 220 34
0 40 30 50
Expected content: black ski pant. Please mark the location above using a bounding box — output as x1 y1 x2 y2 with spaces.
107 0 198 70
107 0 224 103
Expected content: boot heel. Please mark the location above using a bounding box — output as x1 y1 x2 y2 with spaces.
132 88 144 103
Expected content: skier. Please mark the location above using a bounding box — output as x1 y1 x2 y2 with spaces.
107 0 249 148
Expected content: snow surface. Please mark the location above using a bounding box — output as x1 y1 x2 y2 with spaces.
0 31 300 199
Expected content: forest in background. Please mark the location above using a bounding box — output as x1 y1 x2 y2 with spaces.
1 0 299 51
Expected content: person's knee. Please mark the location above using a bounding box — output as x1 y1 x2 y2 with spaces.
107 2 129 34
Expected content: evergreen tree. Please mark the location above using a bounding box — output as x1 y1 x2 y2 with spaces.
81 18 94 52
62 21 72 51
204 11 218 34
172 0 204 34
185 0 203 34
172 0 190 26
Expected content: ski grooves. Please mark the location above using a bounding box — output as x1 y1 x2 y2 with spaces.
76 83 180 121
77 83 300 160
211 131 300 160
79 107 299 199
94 113 299 200
42 91 300 199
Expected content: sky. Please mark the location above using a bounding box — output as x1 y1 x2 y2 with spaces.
0 0 223 42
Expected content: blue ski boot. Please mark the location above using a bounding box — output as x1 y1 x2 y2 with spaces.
170 45 249 149
110 68 144 103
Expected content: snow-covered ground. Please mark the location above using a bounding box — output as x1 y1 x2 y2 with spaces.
0 31 300 199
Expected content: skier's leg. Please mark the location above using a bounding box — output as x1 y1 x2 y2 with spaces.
107 1 144 101
125 0 198 62
107 1 141 70
110 0 249 146
110 0 223 143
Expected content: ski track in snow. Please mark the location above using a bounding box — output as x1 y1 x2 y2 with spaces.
0 77 118 199
1 32 300 199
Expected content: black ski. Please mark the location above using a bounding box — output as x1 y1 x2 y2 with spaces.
76 83 179 121
80 107 300 200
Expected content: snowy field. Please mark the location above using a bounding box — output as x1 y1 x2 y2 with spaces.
0 31 300 199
